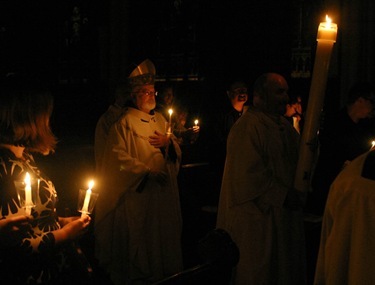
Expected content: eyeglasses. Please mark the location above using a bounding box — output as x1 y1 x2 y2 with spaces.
134 90 158 97
231 88 248 96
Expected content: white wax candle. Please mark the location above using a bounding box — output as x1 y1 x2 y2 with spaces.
294 15 338 192
24 172 32 208
81 180 94 217
81 189 91 214
167 109 173 134
317 15 338 43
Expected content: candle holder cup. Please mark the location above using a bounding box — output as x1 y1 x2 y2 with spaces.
77 189 99 216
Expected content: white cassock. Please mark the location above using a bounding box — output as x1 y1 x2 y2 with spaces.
315 150 375 285
217 106 306 285
95 107 183 285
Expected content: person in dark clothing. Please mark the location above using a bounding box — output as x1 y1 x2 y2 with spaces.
207 80 249 208
308 81 375 215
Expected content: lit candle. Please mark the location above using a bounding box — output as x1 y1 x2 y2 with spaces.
194 119 199 127
294 15 338 192
168 109 173 134
81 180 94 217
317 15 338 42
24 172 32 215
370 140 375 151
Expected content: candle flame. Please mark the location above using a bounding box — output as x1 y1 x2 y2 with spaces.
372 141 375 148
88 180 94 190
325 15 332 28
194 119 199 126
25 172 31 184
168 109 173 116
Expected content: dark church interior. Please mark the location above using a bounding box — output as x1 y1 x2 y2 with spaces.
1 0 374 284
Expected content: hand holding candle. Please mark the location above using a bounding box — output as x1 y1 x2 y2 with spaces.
193 119 200 133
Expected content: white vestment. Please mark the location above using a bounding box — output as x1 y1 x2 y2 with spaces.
217 107 306 285
314 151 375 285
95 107 183 285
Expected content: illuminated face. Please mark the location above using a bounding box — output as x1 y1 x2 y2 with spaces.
132 84 157 113
285 97 302 117
228 83 248 107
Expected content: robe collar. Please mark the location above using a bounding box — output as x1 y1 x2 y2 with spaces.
126 107 156 123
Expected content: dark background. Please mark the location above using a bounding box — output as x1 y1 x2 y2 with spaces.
1 1 374 283
1 0 373 218
0 0 328 138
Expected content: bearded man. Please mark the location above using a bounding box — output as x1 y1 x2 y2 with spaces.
95 59 183 285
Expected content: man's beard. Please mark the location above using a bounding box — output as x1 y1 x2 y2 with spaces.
142 101 156 113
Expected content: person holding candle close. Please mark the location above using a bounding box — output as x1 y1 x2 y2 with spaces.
216 73 306 285
156 83 200 146
0 73 91 284
95 59 183 285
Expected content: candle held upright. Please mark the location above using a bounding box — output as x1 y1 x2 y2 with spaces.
167 109 173 135
81 180 94 217
24 172 33 215
294 15 338 192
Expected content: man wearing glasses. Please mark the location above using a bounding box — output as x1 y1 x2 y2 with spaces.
95 59 183 285
207 80 249 210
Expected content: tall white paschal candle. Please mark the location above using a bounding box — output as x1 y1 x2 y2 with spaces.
24 172 32 215
81 180 94 217
294 15 337 192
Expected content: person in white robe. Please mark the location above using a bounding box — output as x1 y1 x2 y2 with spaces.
94 81 130 170
94 59 183 285
314 149 375 285
216 73 306 285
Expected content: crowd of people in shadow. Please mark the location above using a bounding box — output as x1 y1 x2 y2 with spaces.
1 60 375 285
